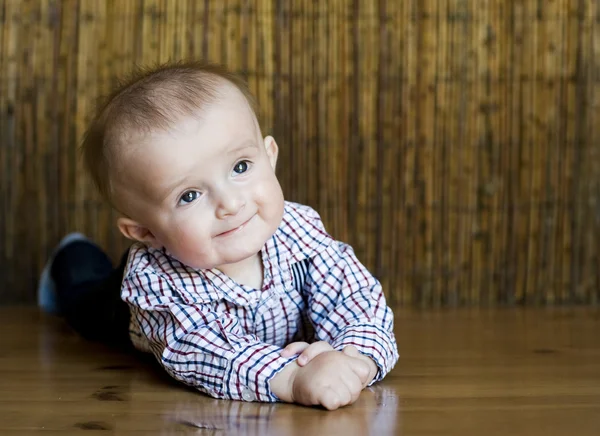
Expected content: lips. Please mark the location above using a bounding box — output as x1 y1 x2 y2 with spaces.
215 215 255 237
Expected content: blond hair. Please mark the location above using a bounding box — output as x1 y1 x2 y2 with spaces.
80 61 258 207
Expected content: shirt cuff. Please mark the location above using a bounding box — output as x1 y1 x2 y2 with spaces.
331 324 399 385
223 343 297 402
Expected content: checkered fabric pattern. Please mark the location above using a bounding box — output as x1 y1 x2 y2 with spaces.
122 202 399 402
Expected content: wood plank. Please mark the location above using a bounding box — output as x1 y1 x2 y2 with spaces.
0 307 599 435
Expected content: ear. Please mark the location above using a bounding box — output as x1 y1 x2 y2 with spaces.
263 135 279 170
117 216 161 249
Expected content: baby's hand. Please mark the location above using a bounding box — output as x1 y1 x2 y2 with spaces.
281 342 379 388
280 341 334 365
290 350 370 410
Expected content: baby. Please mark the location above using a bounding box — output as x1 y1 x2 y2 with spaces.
40 61 398 410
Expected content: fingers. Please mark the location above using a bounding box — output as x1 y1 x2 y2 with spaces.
342 370 364 405
280 342 310 358
343 346 377 386
297 341 334 366
319 385 352 411
280 341 334 362
319 389 341 410
342 344 359 357
291 350 364 411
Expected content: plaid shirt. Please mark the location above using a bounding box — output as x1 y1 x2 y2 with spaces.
122 201 398 402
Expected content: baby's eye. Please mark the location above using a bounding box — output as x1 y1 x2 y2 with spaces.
233 160 250 174
179 190 201 205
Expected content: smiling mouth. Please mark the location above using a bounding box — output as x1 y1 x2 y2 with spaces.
216 215 255 237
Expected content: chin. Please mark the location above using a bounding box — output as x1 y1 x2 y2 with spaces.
226 245 261 263
227 235 268 262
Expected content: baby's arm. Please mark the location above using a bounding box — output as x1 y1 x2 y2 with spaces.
303 240 399 383
122 271 297 403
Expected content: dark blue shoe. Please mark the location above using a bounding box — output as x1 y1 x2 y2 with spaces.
38 233 88 314
37 233 113 314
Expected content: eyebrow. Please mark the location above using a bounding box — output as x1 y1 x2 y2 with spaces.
158 174 191 202
227 141 258 155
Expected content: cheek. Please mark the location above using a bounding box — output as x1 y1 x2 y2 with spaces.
164 223 216 268
162 213 211 249
254 172 283 203
253 175 285 228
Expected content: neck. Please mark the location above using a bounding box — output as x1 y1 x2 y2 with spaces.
216 252 264 289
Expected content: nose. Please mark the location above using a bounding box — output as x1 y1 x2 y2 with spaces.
215 186 245 219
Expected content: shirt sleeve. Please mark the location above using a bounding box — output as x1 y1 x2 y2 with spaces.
122 270 296 402
304 241 399 384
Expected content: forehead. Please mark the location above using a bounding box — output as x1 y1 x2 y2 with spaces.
150 85 258 157
138 82 255 147
110 83 260 200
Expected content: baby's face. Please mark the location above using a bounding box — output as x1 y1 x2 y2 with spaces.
117 84 284 270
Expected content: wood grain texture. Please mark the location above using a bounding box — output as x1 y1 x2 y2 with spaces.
0 0 599 306
0 306 599 435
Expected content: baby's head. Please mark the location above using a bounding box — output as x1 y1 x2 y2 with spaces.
81 61 285 270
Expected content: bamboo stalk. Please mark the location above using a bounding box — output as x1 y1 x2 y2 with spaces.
574 0 595 303
496 0 511 304
590 0 600 304
258 0 274 135
18 0 38 294
290 0 302 205
432 0 446 306
388 0 403 307
226 0 241 71
1 0 20 271
487 0 502 306
34 0 48 271
445 0 461 306
403 0 418 305
378 0 395 300
363 0 379 278
527 0 543 304
304 0 318 230
315 0 327 216
514 0 529 304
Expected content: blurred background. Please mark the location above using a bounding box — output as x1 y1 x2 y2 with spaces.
0 0 598 307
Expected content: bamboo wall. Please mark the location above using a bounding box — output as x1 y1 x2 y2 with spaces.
1 0 599 306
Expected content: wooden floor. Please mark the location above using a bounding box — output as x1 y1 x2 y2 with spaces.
1 307 599 435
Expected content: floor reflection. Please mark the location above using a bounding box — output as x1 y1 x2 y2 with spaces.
158 384 400 435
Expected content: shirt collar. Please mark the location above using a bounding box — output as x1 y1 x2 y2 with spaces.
264 201 333 266
259 201 333 294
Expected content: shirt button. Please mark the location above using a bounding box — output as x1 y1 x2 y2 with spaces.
241 387 256 402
